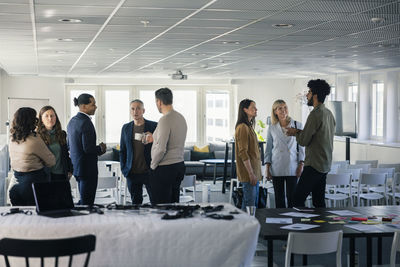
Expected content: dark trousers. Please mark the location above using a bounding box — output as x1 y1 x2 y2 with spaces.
126 172 152 205
293 166 327 208
75 175 98 206
149 162 185 205
272 176 297 208
50 173 67 181
10 168 49 206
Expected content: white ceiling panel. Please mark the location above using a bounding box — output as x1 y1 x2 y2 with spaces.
0 0 399 78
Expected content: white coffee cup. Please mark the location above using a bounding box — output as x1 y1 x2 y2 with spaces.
134 133 143 141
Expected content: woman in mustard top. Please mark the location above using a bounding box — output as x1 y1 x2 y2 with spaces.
234 99 262 210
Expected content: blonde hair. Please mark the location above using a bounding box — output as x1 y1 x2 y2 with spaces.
271 99 291 125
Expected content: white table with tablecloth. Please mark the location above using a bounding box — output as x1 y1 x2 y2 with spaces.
0 204 259 267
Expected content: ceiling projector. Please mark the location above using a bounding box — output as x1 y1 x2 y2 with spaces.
171 70 187 80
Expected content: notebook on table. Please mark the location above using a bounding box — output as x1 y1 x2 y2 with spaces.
32 180 89 218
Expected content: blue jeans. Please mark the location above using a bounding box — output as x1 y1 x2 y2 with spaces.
241 181 259 211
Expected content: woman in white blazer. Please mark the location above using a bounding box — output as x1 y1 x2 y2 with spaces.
265 100 305 208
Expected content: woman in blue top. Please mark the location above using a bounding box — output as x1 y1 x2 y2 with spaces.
265 100 305 208
37 106 73 181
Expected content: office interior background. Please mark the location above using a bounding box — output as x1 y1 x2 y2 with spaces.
0 0 399 163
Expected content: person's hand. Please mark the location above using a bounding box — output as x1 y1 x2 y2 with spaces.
99 142 107 154
286 127 298 136
249 173 258 186
145 132 154 144
296 164 304 178
67 172 72 180
265 168 272 181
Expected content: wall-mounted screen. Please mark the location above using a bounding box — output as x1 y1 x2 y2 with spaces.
325 101 357 138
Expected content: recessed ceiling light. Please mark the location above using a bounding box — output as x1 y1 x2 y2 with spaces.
272 23 293 28
191 53 199 56
371 17 385 24
58 18 82 23
222 41 240 44
56 38 73 42
56 59 64 62
55 50 67 54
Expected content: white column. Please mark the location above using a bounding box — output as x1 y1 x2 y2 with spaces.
358 74 371 140
336 76 347 101
386 71 399 142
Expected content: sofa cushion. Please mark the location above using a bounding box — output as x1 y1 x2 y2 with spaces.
209 142 229 152
190 151 215 161
214 151 232 160
184 150 191 161
193 145 209 153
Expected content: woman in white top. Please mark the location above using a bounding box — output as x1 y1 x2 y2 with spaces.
265 100 305 208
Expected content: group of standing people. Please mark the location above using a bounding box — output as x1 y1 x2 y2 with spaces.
234 79 336 210
9 87 187 207
8 78 334 210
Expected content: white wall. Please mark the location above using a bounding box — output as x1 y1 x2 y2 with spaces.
232 78 299 139
0 73 65 133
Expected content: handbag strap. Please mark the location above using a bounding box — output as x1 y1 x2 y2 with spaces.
294 121 299 153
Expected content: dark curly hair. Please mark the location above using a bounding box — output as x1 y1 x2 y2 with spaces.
10 107 38 143
308 79 331 103
37 106 66 146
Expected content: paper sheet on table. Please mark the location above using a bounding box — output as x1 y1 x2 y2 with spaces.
344 224 382 233
280 223 320 230
327 210 362 216
280 212 319 218
266 218 293 224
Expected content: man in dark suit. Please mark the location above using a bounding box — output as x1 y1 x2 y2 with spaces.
120 99 157 204
67 93 106 205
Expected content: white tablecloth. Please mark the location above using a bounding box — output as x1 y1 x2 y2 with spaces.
0 204 260 267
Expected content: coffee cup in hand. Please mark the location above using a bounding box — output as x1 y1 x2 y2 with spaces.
134 133 144 142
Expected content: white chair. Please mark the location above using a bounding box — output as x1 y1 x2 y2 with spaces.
357 173 388 206
285 230 343 267
329 164 340 174
180 175 196 203
336 168 361 205
369 168 395 203
355 160 378 168
95 175 119 205
390 231 400 267
332 160 349 169
349 163 371 173
392 173 400 205
379 163 400 173
325 173 353 207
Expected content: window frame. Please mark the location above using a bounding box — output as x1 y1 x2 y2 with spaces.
371 80 385 139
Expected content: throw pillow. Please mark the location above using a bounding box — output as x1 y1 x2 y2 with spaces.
190 151 215 161
193 145 209 153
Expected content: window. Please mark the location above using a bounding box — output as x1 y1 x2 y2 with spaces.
327 86 336 101
371 81 384 137
348 83 358 102
69 89 96 128
139 89 197 143
206 91 230 142
105 90 130 143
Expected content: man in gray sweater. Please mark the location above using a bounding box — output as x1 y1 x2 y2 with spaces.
150 87 187 204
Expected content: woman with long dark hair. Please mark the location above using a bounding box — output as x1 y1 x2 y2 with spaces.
234 99 262 210
37 106 73 181
9 107 55 206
